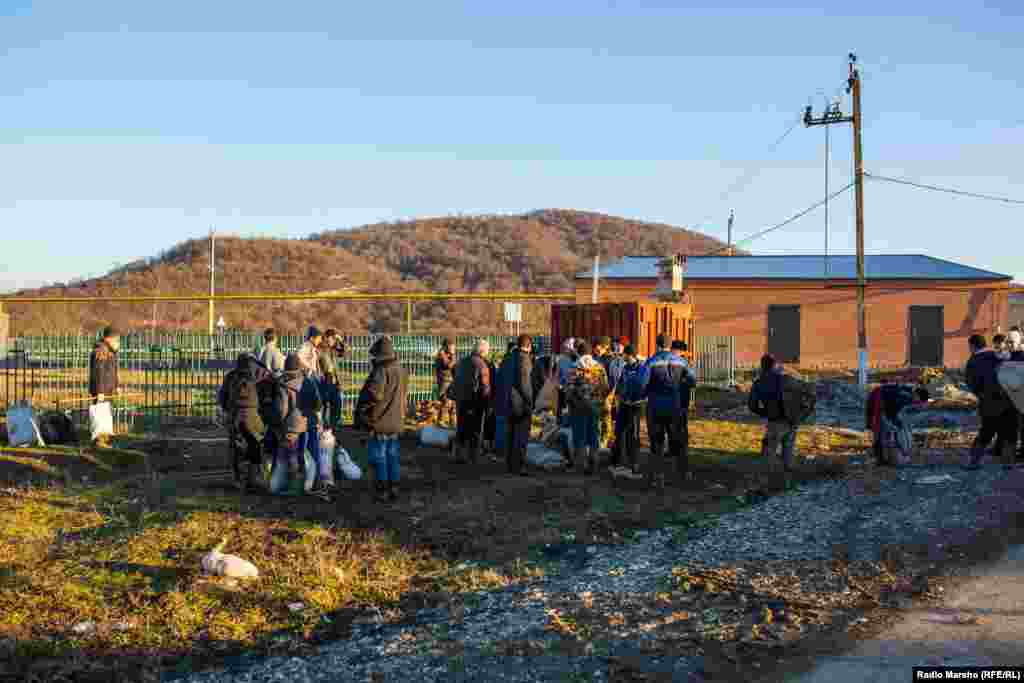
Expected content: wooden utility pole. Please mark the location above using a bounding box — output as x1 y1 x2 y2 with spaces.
804 53 867 387
208 228 216 336
591 254 599 304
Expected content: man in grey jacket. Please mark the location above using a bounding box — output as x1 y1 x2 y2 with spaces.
258 328 286 376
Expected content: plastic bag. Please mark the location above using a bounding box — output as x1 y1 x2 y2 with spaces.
419 426 454 448
334 446 362 480
303 448 316 493
88 401 114 442
525 443 566 470
6 403 43 447
319 428 336 453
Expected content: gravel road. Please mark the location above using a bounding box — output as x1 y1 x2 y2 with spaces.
166 462 1024 683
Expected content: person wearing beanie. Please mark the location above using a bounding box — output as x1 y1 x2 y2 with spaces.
88 325 122 448
297 326 324 380
434 338 457 428
354 337 409 501
218 353 271 491
565 340 611 475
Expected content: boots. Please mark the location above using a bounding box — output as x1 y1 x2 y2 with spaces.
583 447 595 475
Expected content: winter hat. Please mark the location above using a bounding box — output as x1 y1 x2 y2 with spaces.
596 336 611 349
307 325 323 340
623 344 636 357
101 325 119 339
284 353 302 372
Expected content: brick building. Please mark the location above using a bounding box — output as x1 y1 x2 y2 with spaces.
576 255 1012 368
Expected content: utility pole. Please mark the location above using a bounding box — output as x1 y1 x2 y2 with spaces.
804 53 866 388
208 228 216 337
727 209 735 256
591 254 599 304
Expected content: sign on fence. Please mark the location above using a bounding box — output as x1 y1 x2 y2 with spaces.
503 303 522 323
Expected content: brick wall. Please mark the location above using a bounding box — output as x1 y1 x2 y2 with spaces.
577 279 1009 368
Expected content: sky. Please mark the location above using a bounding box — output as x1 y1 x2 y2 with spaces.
1 0 1022 292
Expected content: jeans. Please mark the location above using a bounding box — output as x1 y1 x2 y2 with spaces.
319 380 341 429
368 436 401 482
495 415 507 453
303 422 332 484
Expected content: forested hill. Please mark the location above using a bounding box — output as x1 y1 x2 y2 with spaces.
8 209 731 336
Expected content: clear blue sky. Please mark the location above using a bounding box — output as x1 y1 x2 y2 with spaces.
1 0 1022 292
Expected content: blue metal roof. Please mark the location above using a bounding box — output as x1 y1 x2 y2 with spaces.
576 255 1011 281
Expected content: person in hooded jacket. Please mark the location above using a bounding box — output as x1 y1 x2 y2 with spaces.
965 334 1017 469
219 353 270 491
88 325 121 448
609 345 645 476
451 339 492 464
354 337 409 501
270 353 322 493
749 353 797 471
638 335 696 486
499 335 534 475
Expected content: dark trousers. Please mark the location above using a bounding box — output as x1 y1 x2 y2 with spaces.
483 408 496 445
320 380 341 429
506 414 531 473
647 410 689 474
231 425 263 479
978 409 1019 459
556 388 566 423
456 402 485 448
611 403 641 467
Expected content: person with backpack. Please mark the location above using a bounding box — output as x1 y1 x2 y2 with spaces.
500 335 535 476
748 353 798 471
354 337 409 502
268 353 323 494
637 335 696 486
451 339 492 464
965 334 1017 470
565 340 611 475
609 345 645 478
865 379 929 466
434 339 457 428
218 353 270 491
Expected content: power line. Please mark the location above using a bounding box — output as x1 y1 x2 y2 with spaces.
865 173 1024 206
701 181 855 256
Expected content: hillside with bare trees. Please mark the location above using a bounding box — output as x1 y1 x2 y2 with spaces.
6 210 730 336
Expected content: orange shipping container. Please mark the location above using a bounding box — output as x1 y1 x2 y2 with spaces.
550 302 695 360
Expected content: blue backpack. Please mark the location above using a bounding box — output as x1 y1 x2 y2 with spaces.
618 362 646 404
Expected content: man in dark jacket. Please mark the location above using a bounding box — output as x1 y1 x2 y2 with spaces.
638 334 696 486
434 339 457 428
354 337 409 501
500 335 534 476
609 345 645 475
219 354 270 491
269 353 323 493
750 353 795 471
88 326 121 448
451 338 492 464
965 334 1017 469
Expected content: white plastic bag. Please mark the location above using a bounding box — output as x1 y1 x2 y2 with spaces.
319 429 336 453
88 401 114 442
201 541 259 579
334 446 362 480
419 426 454 449
303 448 316 493
6 403 43 447
525 442 566 470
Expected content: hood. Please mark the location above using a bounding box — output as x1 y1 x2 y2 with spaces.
370 336 396 361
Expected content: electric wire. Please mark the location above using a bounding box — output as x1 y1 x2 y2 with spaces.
864 173 1024 206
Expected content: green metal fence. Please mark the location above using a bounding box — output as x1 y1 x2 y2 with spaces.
2 332 735 434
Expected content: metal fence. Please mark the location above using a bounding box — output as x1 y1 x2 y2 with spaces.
2 333 734 434
692 335 736 387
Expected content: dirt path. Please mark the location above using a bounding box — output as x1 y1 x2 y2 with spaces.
781 543 1024 681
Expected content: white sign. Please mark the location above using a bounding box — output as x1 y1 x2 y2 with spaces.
504 303 522 323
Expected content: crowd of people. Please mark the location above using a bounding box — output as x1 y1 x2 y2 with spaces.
437 333 699 487
82 320 1024 502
